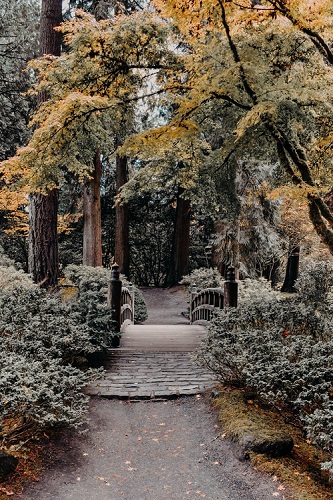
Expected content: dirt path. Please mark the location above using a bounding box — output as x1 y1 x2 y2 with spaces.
19 288 287 499
21 397 285 500
140 286 190 325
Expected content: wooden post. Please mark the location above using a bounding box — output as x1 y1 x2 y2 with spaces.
190 284 197 323
224 266 238 308
128 282 135 324
108 263 122 347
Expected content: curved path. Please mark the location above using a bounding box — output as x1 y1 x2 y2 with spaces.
21 287 287 500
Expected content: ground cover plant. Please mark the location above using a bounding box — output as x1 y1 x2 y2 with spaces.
0 261 147 445
63 264 148 326
195 261 333 479
0 265 105 445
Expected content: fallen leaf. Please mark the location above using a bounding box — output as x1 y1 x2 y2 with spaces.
277 485 285 491
272 476 278 482
152 438 159 442
0 487 14 496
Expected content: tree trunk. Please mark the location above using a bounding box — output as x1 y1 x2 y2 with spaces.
281 245 300 293
83 151 103 267
28 0 62 288
28 190 59 288
168 186 191 285
114 152 130 277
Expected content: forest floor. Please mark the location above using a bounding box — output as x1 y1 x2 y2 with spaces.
0 286 332 499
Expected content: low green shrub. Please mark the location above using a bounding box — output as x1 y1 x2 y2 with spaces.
0 266 103 439
180 267 224 294
0 352 96 436
195 261 333 477
64 265 148 328
64 265 116 347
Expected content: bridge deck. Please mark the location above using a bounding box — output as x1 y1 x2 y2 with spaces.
85 323 217 399
119 324 207 352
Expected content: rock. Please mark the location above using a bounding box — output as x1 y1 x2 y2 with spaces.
233 428 294 458
0 450 18 482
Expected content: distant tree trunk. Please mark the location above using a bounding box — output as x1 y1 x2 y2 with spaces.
83 151 103 266
114 151 130 277
28 0 62 288
29 189 59 287
168 186 191 285
281 245 300 293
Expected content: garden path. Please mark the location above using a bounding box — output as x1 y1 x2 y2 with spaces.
20 287 285 500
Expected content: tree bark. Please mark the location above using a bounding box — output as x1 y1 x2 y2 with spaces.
114 152 130 277
29 190 59 288
83 151 103 267
28 0 62 288
168 186 191 285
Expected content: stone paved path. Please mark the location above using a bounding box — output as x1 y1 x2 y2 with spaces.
85 325 217 399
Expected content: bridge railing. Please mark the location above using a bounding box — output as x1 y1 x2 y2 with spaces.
121 284 134 330
190 266 238 324
108 264 134 344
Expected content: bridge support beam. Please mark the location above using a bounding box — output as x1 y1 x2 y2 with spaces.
224 266 238 307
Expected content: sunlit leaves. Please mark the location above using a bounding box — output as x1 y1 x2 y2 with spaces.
1 9 175 193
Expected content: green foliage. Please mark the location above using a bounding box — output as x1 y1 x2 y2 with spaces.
0 266 102 439
64 264 148 327
180 267 224 292
195 261 333 476
0 0 39 161
0 353 93 434
64 264 115 346
128 192 175 286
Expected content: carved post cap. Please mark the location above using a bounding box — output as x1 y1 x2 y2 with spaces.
128 282 133 293
191 284 197 294
111 263 120 280
226 266 236 282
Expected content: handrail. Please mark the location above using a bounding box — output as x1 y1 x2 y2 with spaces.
190 266 238 323
190 287 224 323
120 285 134 331
108 264 135 338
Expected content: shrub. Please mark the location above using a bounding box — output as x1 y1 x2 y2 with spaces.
64 265 115 347
0 353 96 436
64 265 148 329
195 261 333 477
0 266 102 440
180 267 224 293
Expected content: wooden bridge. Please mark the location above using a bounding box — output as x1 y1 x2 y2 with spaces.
108 263 238 336
85 266 238 399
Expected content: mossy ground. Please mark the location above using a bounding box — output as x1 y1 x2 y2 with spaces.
212 385 333 500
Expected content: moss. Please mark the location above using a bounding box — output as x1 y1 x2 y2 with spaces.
213 386 333 499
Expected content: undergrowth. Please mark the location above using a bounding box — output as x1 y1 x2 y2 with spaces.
195 261 333 479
